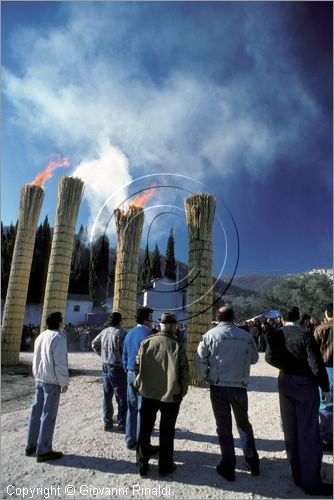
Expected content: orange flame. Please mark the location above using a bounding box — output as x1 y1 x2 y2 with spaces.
30 155 70 188
131 185 158 208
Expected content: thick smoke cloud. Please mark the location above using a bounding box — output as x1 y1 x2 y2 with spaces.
3 2 327 235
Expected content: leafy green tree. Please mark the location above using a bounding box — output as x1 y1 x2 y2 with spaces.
89 235 110 306
260 273 333 321
151 244 162 279
164 228 176 280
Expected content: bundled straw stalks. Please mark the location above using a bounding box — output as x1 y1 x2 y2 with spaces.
185 193 216 386
113 205 144 330
1 185 44 366
40 177 84 332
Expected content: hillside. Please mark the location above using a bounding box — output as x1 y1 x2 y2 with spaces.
111 247 319 298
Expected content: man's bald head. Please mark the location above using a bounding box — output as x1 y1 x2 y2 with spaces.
217 306 234 323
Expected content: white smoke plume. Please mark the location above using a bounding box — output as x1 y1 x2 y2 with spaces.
72 141 132 239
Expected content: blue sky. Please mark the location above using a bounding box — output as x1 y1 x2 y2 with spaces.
2 1 333 277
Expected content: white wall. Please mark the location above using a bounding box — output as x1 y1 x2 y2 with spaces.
142 277 187 323
24 303 42 326
21 298 93 326
65 299 93 325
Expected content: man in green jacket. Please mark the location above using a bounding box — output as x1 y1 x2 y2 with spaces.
134 312 189 477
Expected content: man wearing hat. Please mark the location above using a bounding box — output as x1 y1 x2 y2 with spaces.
134 312 189 477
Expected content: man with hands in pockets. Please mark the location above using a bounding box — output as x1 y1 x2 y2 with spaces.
195 306 260 482
25 311 69 462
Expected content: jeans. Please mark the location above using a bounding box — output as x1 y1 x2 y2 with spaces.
26 381 61 454
319 403 333 445
210 385 259 474
278 373 323 491
102 364 127 427
319 367 333 409
137 397 180 472
125 370 141 447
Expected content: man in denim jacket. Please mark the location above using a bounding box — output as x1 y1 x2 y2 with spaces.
195 306 259 482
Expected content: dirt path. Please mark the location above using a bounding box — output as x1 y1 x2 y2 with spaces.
1 353 332 499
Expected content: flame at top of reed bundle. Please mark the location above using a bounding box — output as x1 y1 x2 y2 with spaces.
29 155 70 189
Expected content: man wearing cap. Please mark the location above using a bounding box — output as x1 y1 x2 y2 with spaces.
195 306 259 482
134 312 189 477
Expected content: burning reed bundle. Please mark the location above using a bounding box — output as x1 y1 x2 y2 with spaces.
113 205 144 330
2 185 44 366
40 177 84 332
184 193 216 386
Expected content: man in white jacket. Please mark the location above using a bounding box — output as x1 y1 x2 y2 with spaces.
25 311 69 462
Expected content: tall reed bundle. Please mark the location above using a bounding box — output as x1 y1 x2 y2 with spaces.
113 205 144 330
184 193 216 385
1 185 44 365
40 177 84 332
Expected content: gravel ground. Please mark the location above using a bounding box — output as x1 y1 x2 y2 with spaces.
1 353 332 500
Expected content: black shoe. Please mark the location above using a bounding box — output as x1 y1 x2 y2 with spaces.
25 446 37 456
248 460 260 476
216 464 235 482
159 463 177 477
36 451 63 462
149 445 159 457
117 424 126 433
304 483 333 496
104 425 113 432
138 464 149 477
126 442 137 450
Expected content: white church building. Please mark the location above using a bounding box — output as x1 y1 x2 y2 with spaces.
140 276 187 323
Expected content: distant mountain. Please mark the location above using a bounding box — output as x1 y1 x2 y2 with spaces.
108 246 331 298
226 274 283 294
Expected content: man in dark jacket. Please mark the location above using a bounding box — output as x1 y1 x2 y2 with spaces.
92 312 127 432
265 306 332 496
134 312 189 477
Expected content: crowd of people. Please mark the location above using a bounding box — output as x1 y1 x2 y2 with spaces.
20 324 40 352
25 302 333 496
21 324 104 353
235 314 322 353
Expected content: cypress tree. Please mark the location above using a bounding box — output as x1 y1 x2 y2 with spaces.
152 244 162 278
69 232 82 294
109 250 117 297
2 222 17 299
40 216 52 298
140 243 152 285
1 222 7 299
89 235 110 306
164 228 176 280
77 226 90 295
27 216 51 302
